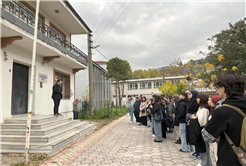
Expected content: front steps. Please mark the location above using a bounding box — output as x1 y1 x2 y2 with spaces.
0 115 96 155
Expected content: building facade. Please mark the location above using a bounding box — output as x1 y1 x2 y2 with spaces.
1 1 91 122
75 61 111 109
111 76 184 105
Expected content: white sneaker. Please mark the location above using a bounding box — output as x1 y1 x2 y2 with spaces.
152 134 156 137
197 163 202 166
129 121 133 124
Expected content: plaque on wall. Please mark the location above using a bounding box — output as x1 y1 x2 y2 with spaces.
38 73 48 83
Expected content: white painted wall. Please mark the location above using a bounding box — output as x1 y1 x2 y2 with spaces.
1 44 74 123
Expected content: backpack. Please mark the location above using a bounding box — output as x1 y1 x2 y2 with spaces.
222 104 246 166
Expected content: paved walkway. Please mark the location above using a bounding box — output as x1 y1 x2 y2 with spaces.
42 115 215 166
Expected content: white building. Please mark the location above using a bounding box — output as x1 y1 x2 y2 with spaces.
111 76 184 105
75 61 111 109
1 1 91 122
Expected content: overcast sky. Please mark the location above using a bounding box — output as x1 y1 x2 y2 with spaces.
70 0 245 71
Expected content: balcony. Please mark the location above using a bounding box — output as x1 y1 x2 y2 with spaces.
1 1 88 66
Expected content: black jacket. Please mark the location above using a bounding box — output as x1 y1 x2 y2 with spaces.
176 98 189 123
52 84 62 100
150 102 161 114
186 99 199 114
160 103 167 119
202 95 246 166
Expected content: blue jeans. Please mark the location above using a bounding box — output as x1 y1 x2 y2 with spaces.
179 123 189 151
151 114 155 135
73 110 79 119
128 108 134 122
154 120 162 140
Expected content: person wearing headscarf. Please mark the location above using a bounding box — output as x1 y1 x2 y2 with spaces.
183 90 200 159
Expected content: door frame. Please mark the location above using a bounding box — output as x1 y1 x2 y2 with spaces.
11 62 29 115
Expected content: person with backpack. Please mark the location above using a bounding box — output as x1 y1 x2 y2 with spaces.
133 97 140 124
202 74 246 166
126 95 134 124
167 98 175 133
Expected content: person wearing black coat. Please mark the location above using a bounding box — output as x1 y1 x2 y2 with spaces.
185 90 199 156
150 95 162 142
176 92 190 152
160 96 167 139
51 79 64 116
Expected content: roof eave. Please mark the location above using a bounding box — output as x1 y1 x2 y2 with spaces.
63 0 92 33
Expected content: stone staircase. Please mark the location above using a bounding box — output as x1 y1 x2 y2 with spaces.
0 115 96 155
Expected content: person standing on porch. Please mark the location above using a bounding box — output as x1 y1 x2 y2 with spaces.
52 79 64 116
73 98 81 120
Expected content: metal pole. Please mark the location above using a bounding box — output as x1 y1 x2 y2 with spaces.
82 102 83 118
26 0 40 164
116 101 117 114
108 102 109 118
111 102 112 114
88 34 94 115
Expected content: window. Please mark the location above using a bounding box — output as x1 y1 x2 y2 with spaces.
54 70 70 99
153 81 163 88
140 82 152 89
128 83 138 90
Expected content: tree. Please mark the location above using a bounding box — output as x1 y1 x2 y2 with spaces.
158 81 177 97
131 68 161 79
105 57 131 107
174 80 190 94
206 18 246 75
161 58 184 77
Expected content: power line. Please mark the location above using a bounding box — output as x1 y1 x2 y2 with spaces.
93 0 119 35
97 0 133 42
95 0 127 41
92 2 109 30
94 48 109 60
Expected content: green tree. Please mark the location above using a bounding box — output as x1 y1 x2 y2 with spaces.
105 57 131 106
174 81 190 94
206 17 246 76
131 68 161 79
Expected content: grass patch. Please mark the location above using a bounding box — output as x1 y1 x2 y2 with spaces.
79 106 128 120
13 153 50 166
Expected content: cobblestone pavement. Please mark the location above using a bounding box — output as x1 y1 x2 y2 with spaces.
41 116 127 166
69 116 216 166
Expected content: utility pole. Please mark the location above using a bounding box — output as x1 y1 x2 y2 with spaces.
88 34 94 115
25 0 40 164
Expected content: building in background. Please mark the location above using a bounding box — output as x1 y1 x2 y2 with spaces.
111 76 184 106
75 61 111 109
0 1 91 122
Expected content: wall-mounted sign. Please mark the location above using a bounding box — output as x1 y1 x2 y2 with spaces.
38 73 47 83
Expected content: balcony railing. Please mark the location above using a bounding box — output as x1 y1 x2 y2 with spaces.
1 1 88 66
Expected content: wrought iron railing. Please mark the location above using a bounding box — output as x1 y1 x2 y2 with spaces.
1 1 88 64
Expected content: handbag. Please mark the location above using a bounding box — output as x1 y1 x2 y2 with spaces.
141 109 145 113
153 109 164 122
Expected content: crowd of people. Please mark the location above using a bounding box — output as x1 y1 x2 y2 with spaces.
126 74 246 166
